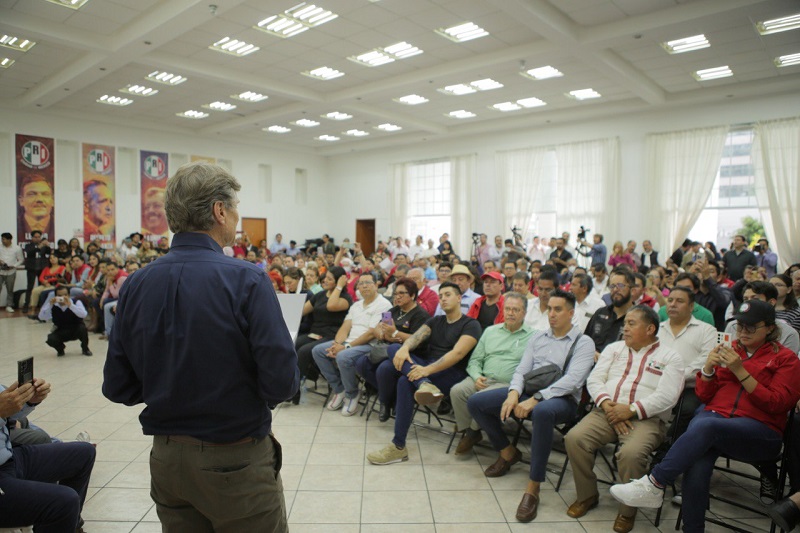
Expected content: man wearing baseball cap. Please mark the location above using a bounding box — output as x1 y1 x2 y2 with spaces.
467 271 506 331
435 264 479 316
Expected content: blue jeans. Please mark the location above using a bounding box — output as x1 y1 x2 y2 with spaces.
468 388 577 481
651 410 783 533
103 299 118 336
374 344 405 408
0 442 96 531
311 341 372 398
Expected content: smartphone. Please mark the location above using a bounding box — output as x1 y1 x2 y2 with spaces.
717 332 732 349
18 357 33 386
343 242 354 250
381 311 393 325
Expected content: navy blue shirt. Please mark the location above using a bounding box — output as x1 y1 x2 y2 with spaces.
103 232 299 442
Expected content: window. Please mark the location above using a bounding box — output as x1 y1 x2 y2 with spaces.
406 159 451 242
523 150 558 242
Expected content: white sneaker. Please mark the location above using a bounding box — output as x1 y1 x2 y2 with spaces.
341 391 361 417
609 475 665 509
326 391 345 411
671 492 682 505
5 306 13 313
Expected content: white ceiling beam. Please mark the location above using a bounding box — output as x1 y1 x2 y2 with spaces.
0 10 111 52
340 103 448 135
199 102 310 134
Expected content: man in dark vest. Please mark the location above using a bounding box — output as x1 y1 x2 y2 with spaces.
38 284 92 356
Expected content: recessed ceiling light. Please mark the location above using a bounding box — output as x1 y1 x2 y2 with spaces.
264 125 291 133
97 95 133 106
435 22 489 43
302 66 344 80
210 37 260 57
447 110 476 119
119 84 158 97
231 91 268 102
756 13 800 35
255 3 338 39
394 94 429 105
375 123 402 132
0 57 15 68
520 65 563 80
323 111 352 120
491 102 521 112
0 34 36 52
317 135 340 141
566 88 601 100
775 52 800 67
439 78 503 95
693 66 732 81
344 129 369 137
176 110 209 119
292 119 320 127
146 71 187 85
44 0 90 8
661 34 710 54
517 97 546 108
202 101 237 111
349 41 423 67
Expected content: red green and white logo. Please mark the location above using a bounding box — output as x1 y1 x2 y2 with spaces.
143 155 166 180
88 149 112 174
21 140 51 169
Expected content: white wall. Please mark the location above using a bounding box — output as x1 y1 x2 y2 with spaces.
0 108 329 247
326 92 800 254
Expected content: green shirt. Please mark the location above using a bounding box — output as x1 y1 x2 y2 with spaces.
466 322 534 383
658 302 715 327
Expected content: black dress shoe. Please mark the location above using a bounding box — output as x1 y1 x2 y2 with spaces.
291 390 301 405
82 348 93 356
767 497 800 532
57 349 65 356
379 403 391 422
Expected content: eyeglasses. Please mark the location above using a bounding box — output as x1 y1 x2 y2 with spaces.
394 291 409 296
609 283 630 291
735 322 769 334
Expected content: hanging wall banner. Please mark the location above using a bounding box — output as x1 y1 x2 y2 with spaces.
16 134 55 244
140 150 169 242
82 143 116 250
190 155 216 164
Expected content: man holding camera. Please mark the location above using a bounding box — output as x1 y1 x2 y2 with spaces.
578 232 607 266
38 284 92 356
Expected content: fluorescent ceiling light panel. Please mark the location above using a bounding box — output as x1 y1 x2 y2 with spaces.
517 97 546 108
349 41 423 67
661 34 710 54
756 13 800 35
435 22 489 42
146 71 187 85
97 95 133 106
317 135 340 141
302 66 344 80
0 57 15 68
439 78 503 95
231 91 268 102
344 129 369 137
323 111 352 120
0 34 36 52
202 101 237 111
265 125 291 133
176 110 209 119
693 66 732 81
375 123 402 132
119 84 158 97
210 37 260 57
292 119 320 127
394 94 429 105
255 3 338 39
566 88 601 100
775 52 800 67
520 65 563 80
44 0 90 8
492 102 521 112
447 110 476 119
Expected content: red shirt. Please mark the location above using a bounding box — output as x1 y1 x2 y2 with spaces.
416 285 439 316
39 265 65 285
467 294 505 326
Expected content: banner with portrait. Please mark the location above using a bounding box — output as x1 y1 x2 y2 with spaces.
16 134 55 244
140 150 169 243
82 143 116 250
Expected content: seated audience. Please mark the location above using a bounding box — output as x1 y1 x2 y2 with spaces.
631 273 659 311
502 260 517 292
609 241 636 270
39 284 92 356
570 273 605 331
283 267 306 295
524 270 560 331
468 290 595 522
511 271 534 300
99 261 127 341
723 281 800 353
27 253 65 320
549 238 573 262
591 263 610 297
407 268 437 316
656 272 716 327
584 269 636 358
771 274 800 334
434 264 479 315
467 271 505 330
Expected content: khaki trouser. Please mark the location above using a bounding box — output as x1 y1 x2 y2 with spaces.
150 434 287 533
449 376 509 431
564 409 665 518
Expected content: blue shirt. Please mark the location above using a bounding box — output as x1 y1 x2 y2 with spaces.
0 385 35 465
103 232 299 443
590 243 607 266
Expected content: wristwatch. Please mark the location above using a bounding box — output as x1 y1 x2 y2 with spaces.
391 329 399 340
343 342 352 349
533 392 544 401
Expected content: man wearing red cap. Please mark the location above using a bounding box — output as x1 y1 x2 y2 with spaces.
467 271 506 331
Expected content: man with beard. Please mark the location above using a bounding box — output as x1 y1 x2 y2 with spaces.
584 269 636 360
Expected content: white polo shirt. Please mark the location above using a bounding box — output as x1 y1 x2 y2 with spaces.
658 316 717 383
344 296 392 343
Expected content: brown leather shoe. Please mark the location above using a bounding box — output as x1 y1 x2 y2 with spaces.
516 492 539 522
483 447 521 477
566 493 599 518
454 430 482 456
613 512 636 533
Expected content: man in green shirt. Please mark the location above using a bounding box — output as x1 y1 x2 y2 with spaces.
450 292 534 455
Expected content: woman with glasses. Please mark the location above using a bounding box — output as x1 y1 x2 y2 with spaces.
610 299 800 532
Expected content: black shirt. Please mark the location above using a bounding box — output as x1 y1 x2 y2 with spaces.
23 243 51 271
550 249 573 262
390 304 429 336
476 302 500 331
419 315 482 371
584 305 627 352
309 289 352 338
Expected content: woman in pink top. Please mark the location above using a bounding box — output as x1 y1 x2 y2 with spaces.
608 241 636 270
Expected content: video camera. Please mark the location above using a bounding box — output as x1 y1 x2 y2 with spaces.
577 225 590 241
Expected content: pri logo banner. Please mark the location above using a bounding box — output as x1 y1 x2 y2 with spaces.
88 148 113 175
143 154 167 180
21 140 51 169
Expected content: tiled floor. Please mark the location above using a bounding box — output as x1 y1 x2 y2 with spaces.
1 311 775 532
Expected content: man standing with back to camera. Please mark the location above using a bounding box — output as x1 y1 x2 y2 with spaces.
103 161 299 532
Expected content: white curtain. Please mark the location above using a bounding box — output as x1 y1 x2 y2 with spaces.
389 162 408 239
496 146 550 242
753 117 800 271
450 154 476 259
645 126 728 253
554 138 620 242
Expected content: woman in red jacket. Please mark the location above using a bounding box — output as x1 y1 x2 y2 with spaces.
27 253 66 319
610 299 800 533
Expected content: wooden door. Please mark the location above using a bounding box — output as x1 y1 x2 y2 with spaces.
242 217 267 251
356 219 375 258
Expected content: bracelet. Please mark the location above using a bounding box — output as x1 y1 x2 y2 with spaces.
700 367 716 378
334 286 342 291
739 374 752 383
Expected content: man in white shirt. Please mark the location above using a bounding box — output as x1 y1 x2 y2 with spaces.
408 235 425 261
38 284 92 356
564 305 684 533
570 273 605 331
528 236 548 263
118 238 138 261
269 233 287 255
0 232 24 312
389 237 410 261
488 235 504 262
591 263 610 298
524 270 560 331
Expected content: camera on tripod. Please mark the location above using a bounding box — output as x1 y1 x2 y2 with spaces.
577 225 590 241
